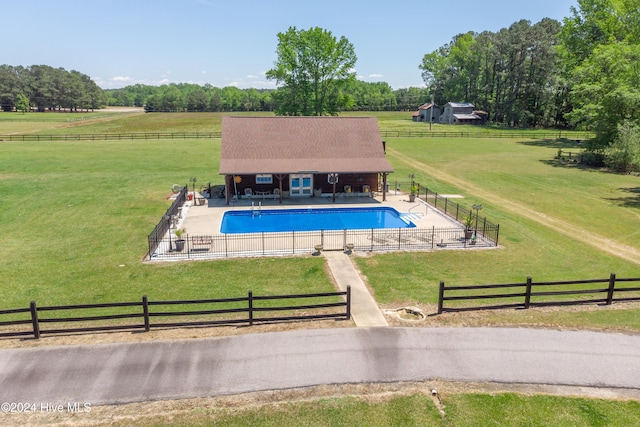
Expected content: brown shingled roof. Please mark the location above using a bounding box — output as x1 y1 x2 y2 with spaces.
219 116 393 175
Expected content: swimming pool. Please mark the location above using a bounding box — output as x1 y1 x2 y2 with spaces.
220 207 416 234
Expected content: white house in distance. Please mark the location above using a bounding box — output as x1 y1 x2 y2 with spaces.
439 102 484 125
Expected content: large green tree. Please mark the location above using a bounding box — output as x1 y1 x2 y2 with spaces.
266 26 357 116
16 93 30 113
567 42 640 143
559 0 640 145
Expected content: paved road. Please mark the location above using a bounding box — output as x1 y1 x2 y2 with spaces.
1 327 639 406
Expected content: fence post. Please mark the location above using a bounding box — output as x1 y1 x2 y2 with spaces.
30 301 40 339
431 226 435 249
495 224 500 246
346 285 351 320
524 277 533 309
370 228 374 252
248 290 253 326
437 281 445 314
343 229 347 251
142 295 150 332
606 273 616 305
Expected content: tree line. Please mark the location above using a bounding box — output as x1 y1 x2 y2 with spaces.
105 81 430 113
0 65 106 112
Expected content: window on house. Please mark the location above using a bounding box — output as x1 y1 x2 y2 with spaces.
256 174 273 184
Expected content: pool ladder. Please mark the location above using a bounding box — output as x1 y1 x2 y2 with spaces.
251 201 262 216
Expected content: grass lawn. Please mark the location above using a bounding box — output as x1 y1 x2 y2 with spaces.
1 110 591 137
99 392 640 426
0 111 118 134
355 136 640 327
0 138 333 309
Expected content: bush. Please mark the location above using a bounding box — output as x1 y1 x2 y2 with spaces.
604 121 640 172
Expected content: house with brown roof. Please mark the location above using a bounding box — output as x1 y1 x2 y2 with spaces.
219 116 393 204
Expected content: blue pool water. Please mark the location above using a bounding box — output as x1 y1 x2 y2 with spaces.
220 207 415 234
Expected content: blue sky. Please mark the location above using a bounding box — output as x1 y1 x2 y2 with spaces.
5 0 577 90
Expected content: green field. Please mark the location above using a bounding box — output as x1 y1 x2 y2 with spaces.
0 137 334 308
1 110 591 136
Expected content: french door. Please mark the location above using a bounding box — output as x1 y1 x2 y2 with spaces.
289 174 313 197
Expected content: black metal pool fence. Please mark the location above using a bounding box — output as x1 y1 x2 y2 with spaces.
146 183 499 260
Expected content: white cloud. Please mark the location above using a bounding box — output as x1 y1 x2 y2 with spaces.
368 73 384 78
112 76 134 82
93 76 139 89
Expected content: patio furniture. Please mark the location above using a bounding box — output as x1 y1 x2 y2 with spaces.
191 236 212 252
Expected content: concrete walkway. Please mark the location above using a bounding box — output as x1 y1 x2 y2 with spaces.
323 251 388 327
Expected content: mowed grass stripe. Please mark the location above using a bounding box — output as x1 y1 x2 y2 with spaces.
386 145 640 266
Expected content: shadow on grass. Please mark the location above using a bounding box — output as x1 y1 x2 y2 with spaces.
517 138 588 149
605 187 640 209
538 159 601 172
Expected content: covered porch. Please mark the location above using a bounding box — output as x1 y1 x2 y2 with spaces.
223 171 390 204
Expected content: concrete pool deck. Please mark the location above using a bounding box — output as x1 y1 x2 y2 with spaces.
179 191 463 237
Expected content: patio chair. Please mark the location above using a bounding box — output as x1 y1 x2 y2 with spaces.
272 188 281 199
244 188 253 198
